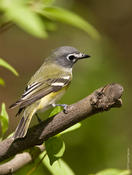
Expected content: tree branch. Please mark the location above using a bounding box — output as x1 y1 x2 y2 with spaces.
0 145 45 175
0 83 123 165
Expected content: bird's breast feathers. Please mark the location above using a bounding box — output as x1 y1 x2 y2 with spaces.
38 86 67 111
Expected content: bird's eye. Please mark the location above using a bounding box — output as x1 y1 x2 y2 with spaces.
67 54 76 62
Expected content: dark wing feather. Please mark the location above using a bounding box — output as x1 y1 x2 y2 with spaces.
19 85 61 108
9 77 70 110
9 82 43 109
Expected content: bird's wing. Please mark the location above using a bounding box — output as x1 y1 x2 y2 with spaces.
9 76 71 110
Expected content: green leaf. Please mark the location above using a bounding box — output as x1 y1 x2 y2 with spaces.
45 136 65 165
43 19 57 31
96 169 131 175
60 122 81 135
41 154 75 175
0 58 18 76
49 106 62 118
41 7 100 39
1 0 47 38
0 78 5 86
0 103 9 136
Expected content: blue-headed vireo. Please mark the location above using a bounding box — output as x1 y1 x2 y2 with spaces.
10 46 90 139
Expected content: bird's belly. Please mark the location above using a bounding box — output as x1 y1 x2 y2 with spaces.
38 88 66 112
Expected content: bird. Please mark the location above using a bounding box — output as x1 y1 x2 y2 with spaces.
9 46 90 139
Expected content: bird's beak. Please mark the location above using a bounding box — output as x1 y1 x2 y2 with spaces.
79 53 91 59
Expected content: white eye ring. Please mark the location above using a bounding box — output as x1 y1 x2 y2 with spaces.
67 53 77 62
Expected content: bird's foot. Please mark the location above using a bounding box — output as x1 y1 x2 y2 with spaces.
52 103 68 114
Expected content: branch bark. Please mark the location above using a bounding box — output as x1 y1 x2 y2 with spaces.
0 83 123 173
0 145 45 175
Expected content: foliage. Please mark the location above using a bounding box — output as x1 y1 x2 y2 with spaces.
0 0 100 39
0 103 9 139
48 106 62 117
0 58 18 139
39 6 100 39
60 122 81 135
45 136 65 165
46 106 81 165
0 58 18 76
92 169 131 175
0 78 5 86
41 154 75 175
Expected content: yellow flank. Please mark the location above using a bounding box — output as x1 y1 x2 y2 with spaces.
38 87 67 111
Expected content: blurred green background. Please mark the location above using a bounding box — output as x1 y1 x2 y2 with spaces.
0 0 132 174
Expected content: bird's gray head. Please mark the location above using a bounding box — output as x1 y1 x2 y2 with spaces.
49 46 90 68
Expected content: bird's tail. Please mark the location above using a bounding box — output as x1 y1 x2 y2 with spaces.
13 108 36 139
